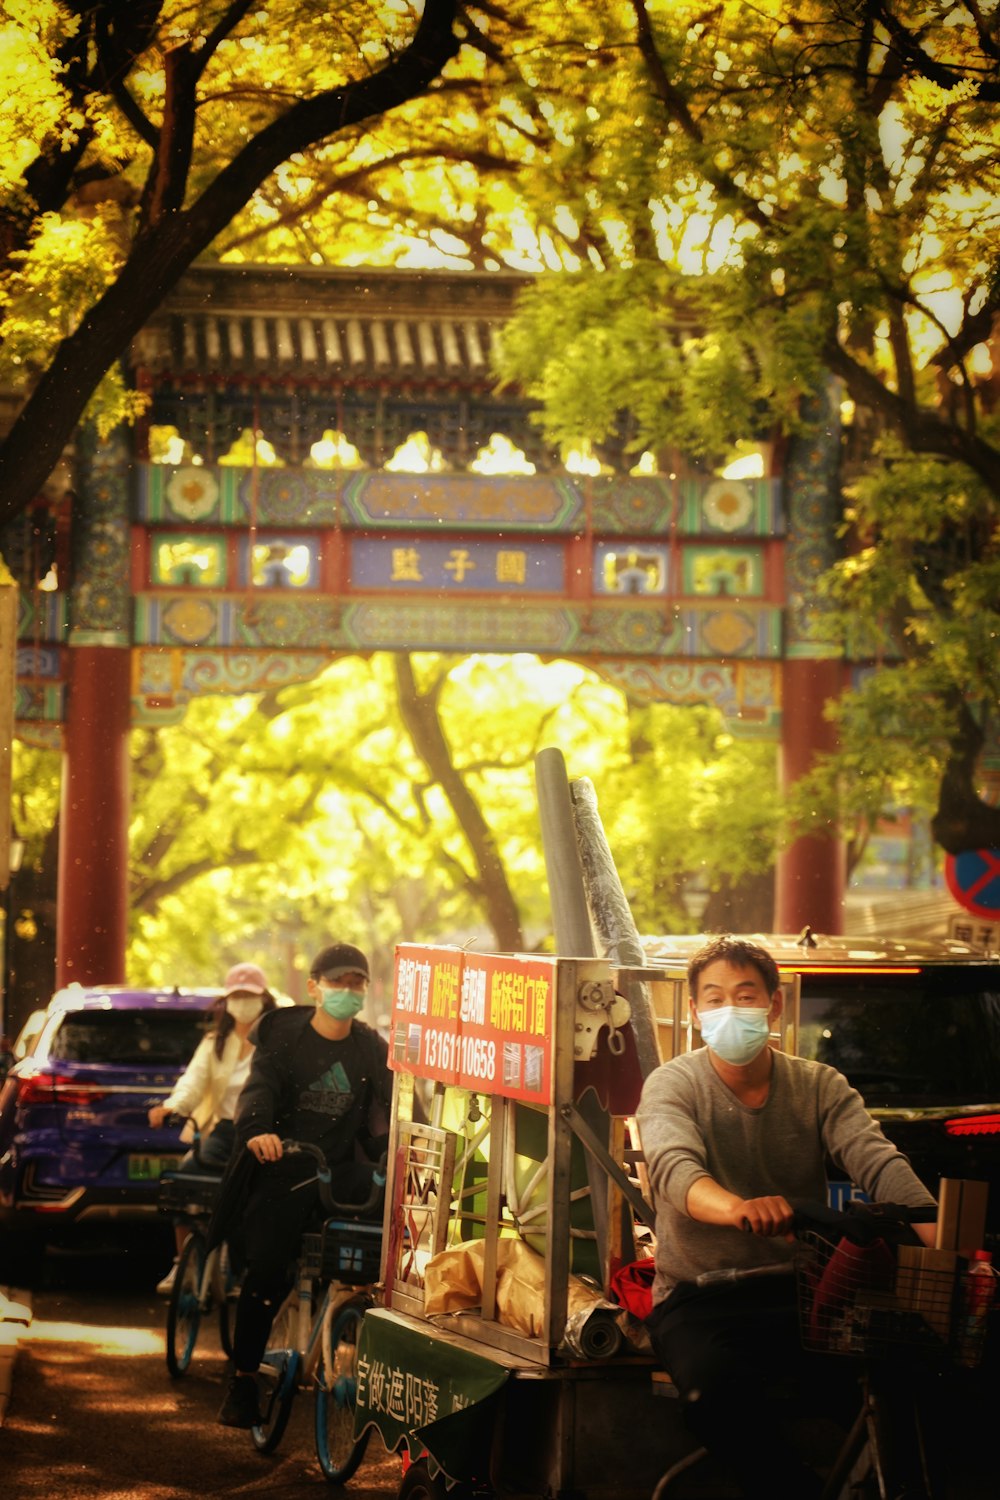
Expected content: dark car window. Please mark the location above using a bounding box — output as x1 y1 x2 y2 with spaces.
48 1009 211 1067
797 967 1000 1107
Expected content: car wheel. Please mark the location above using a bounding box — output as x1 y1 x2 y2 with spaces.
0 1225 44 1288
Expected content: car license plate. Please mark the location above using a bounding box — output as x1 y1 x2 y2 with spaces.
128 1153 181 1182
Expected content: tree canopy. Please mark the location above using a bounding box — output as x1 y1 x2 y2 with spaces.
495 0 1000 854
0 0 472 525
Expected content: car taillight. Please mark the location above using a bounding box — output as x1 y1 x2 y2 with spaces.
15 1072 108 1106
945 1113 1000 1137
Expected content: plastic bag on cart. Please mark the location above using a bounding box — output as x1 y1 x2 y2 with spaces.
424 1237 624 1351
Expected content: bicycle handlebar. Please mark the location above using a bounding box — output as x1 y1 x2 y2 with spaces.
279 1138 387 1217
788 1199 937 1247
694 1199 938 1287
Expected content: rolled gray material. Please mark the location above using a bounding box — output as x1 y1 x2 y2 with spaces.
561 1303 624 1360
571 776 644 966
535 747 595 958
570 776 661 1080
535 747 608 1270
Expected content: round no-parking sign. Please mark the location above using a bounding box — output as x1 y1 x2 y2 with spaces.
944 847 1000 920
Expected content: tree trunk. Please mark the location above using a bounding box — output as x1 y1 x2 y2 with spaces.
394 655 525 950
930 702 1000 854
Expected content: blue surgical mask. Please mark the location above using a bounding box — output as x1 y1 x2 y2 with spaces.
697 1005 771 1065
320 985 365 1021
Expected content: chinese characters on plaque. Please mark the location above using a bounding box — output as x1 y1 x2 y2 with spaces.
390 945 554 1104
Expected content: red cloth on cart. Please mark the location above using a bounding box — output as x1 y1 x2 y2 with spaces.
610 1256 656 1319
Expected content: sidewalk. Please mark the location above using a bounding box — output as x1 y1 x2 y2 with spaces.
0 1284 33 1426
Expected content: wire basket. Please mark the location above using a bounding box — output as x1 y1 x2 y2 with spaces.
302 1216 383 1286
796 1230 993 1368
157 1170 222 1215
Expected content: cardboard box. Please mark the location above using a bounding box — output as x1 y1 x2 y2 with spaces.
935 1178 989 1254
897 1245 957 1341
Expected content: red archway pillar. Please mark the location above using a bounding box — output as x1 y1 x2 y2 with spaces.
775 657 847 935
57 645 131 985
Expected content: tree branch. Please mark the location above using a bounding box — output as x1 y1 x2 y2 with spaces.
930 697 1000 853
394 653 524 948
94 0 162 148
628 0 776 231
870 0 1000 99
822 335 1000 492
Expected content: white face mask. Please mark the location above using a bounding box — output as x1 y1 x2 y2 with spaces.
696 1005 772 1065
226 996 263 1025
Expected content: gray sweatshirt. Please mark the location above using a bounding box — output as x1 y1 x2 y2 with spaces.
636 1047 936 1304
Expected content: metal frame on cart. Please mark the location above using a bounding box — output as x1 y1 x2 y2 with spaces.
383 951 627 1363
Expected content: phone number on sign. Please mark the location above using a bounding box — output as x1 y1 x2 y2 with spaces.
423 1028 497 1081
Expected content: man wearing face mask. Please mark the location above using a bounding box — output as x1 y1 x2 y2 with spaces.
149 961 277 1294
215 942 391 1430
636 935 936 1500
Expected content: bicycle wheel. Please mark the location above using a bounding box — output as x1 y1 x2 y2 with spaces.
165 1231 205 1378
315 1298 371 1484
251 1292 299 1455
214 1241 237 1359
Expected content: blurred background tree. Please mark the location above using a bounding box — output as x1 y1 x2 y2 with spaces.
7 2 998 1016
494 0 1000 859
11 654 778 1008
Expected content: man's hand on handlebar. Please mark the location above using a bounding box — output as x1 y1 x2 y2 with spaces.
147 1104 169 1128
733 1195 795 1238
247 1132 283 1163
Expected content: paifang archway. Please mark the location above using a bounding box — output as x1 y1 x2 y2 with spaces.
8 264 845 985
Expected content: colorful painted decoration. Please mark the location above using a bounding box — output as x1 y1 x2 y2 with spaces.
165 467 220 520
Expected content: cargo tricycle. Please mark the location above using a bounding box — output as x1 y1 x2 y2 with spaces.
351 939 711 1500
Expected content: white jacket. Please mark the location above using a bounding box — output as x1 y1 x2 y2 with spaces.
162 1030 247 1133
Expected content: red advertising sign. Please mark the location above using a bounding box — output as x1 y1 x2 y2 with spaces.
389 944 556 1105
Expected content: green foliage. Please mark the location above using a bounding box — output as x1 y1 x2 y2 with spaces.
498 2 1000 464
13 654 780 990
496 1 1000 853
787 437 1000 842
595 703 780 931
10 738 60 861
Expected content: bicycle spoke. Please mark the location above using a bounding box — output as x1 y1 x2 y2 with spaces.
251 1294 299 1455
165 1232 205 1378
315 1300 370 1484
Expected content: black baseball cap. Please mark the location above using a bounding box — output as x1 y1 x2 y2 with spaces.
310 943 369 982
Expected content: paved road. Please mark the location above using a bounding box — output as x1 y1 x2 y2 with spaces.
2 1238 402 1500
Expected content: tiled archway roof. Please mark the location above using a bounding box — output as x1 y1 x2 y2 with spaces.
131 264 530 389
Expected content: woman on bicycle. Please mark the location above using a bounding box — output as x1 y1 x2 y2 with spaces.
149 961 278 1293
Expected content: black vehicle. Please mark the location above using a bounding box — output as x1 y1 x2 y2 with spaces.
640 933 1000 1245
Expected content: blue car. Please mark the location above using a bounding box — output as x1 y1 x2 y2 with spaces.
0 984 218 1278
